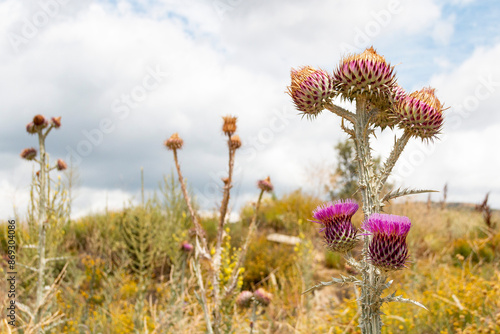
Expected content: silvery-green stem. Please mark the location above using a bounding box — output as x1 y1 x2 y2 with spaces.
352 97 383 334
377 131 411 195
249 300 257 334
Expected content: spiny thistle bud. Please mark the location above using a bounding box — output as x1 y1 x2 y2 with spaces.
229 135 242 150
164 133 183 150
253 288 272 306
20 148 37 160
236 290 253 308
180 241 193 252
372 85 407 130
26 122 37 134
56 159 67 171
311 199 359 253
51 116 62 128
222 115 237 136
333 46 397 101
287 66 335 117
361 213 411 271
257 176 273 192
394 87 444 140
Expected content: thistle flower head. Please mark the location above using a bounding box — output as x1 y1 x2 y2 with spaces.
180 241 193 252
51 116 62 128
229 135 242 150
361 213 411 271
311 200 359 253
253 288 272 306
33 114 46 126
333 47 397 101
26 122 37 134
372 85 407 130
394 86 444 141
222 115 237 136
164 133 183 150
20 148 37 160
257 176 273 192
56 159 67 171
235 290 253 308
287 66 335 117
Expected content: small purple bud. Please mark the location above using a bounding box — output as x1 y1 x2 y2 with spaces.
20 148 37 160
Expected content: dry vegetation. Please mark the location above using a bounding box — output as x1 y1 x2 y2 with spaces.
2 187 499 333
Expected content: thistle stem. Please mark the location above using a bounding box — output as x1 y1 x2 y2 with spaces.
325 101 356 123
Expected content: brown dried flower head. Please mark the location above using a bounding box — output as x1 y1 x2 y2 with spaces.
56 159 67 171
33 114 46 126
51 116 62 128
222 115 237 136
20 148 37 160
257 176 273 192
26 122 37 134
229 135 242 150
164 133 184 150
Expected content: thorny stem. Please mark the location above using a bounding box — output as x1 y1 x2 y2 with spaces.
224 189 265 299
325 101 356 123
172 149 208 254
377 131 411 195
212 135 237 331
249 300 257 334
171 148 214 333
352 97 385 334
35 126 50 327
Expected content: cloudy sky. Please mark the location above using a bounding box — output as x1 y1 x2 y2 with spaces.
1 0 500 220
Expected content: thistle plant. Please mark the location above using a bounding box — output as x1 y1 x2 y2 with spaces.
235 288 273 334
164 117 273 333
20 114 68 330
289 47 444 333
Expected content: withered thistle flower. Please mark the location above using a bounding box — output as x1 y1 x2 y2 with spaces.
229 135 242 150
222 115 237 136
51 116 62 128
257 176 273 192
236 290 253 308
287 66 335 117
311 200 359 253
361 213 411 271
394 87 444 141
26 122 37 134
56 159 67 171
33 114 46 126
333 46 397 101
164 133 184 150
253 288 272 306
20 148 37 160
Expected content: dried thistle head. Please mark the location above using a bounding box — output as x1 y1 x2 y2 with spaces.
235 290 254 308
33 114 46 126
20 148 37 160
164 133 184 150
222 115 237 136
56 159 67 171
51 116 62 128
311 200 359 253
361 213 411 271
26 122 37 134
229 135 242 150
257 176 273 192
253 288 272 306
371 85 407 130
287 66 335 117
394 86 444 141
333 46 397 101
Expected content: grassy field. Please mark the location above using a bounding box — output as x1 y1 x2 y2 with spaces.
1 184 499 333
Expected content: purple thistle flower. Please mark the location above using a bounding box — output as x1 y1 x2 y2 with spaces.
361 213 411 271
311 200 359 253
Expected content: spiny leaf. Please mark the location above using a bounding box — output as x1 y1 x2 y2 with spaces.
382 187 438 203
